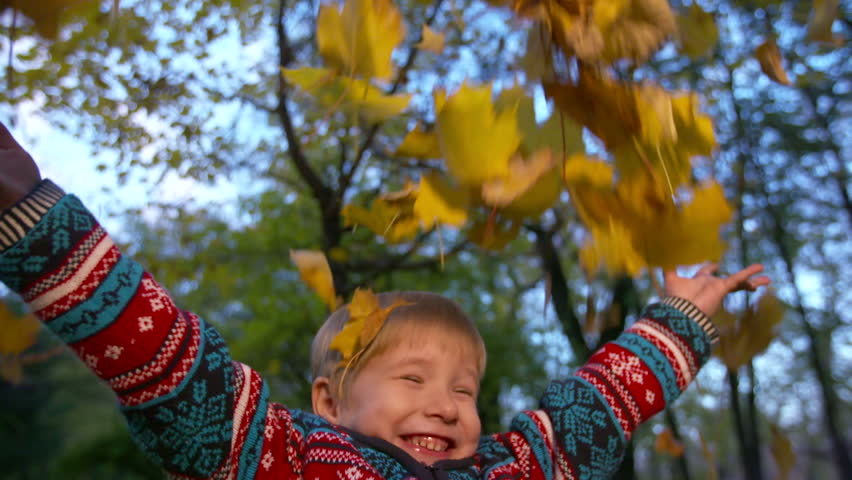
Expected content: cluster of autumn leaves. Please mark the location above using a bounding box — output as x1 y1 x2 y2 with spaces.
285 0 740 277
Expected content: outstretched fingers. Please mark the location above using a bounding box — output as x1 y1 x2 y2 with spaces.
726 264 770 292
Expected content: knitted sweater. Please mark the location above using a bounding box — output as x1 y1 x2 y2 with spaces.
0 180 718 480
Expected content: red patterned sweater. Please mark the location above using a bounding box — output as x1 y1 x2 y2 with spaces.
0 180 718 480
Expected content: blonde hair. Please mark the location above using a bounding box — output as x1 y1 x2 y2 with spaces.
310 291 486 397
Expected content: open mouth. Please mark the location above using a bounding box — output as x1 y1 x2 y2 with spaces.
401 434 455 455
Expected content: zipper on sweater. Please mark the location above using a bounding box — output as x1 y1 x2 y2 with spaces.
426 465 447 480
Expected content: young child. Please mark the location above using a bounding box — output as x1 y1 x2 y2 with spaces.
0 122 769 480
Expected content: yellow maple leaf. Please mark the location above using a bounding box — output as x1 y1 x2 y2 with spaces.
579 221 647 276
563 154 621 227
481 149 557 208
290 250 338 311
756 38 792 86
395 123 442 158
0 302 40 356
436 83 521 185
614 90 716 186
342 191 421 244
500 165 564 220
282 67 411 122
631 181 733 270
316 0 406 80
416 24 445 54
329 288 410 362
413 172 469 229
676 3 719 59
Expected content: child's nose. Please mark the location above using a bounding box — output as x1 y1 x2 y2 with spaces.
423 389 459 423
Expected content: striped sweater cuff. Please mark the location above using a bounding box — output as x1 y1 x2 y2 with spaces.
661 296 720 344
0 179 65 251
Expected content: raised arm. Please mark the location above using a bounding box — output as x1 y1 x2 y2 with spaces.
0 123 300 479
481 265 769 479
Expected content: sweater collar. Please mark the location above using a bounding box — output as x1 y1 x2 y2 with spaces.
341 427 477 479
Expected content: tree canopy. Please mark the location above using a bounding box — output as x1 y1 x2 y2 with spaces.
0 0 849 478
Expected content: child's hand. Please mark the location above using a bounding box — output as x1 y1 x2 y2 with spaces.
664 263 771 317
0 122 41 211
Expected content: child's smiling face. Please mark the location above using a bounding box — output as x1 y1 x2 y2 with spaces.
332 330 482 465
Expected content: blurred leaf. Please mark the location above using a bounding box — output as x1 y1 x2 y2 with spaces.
0 0 98 39
416 24 445 54
289 250 338 311
756 38 792 85
715 292 785 370
436 83 521 185
413 172 469 228
805 0 840 44
0 302 40 355
316 0 406 80
654 427 685 457
769 423 796 480
676 4 719 59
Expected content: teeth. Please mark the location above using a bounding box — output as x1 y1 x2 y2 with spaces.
408 435 449 452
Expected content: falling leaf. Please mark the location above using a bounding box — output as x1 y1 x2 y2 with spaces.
599 0 677 63
283 67 411 122
580 221 647 276
769 423 796 480
500 166 564 219
715 292 785 370
416 25 445 54
699 432 719 480
315 0 406 80
545 70 641 151
632 181 733 270
519 22 556 81
290 250 338 311
676 4 719 59
496 87 585 157
482 149 557 207
395 123 442 158
329 288 411 362
468 218 521 250
0 0 98 39
756 38 791 86
806 0 840 44
436 83 521 185
0 302 40 356
654 427 685 457
342 197 420 244
413 172 469 228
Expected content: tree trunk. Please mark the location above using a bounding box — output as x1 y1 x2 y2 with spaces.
756 166 852 479
728 370 763 480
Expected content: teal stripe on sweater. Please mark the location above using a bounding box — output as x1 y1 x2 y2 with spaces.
614 332 679 404
49 255 144 343
239 379 270 480
510 412 553 480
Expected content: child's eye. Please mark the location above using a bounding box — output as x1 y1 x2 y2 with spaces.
454 387 474 397
401 375 423 384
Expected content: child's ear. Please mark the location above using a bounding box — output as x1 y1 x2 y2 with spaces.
311 376 341 423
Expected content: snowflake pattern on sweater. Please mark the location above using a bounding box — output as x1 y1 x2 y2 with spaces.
0 180 717 480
